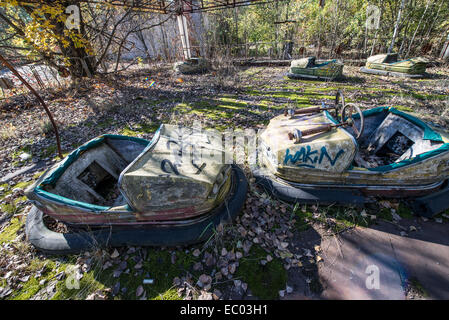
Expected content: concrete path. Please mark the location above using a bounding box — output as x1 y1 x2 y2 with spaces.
318 220 449 299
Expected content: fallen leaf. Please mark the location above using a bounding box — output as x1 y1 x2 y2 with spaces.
110 249 119 259
136 285 144 297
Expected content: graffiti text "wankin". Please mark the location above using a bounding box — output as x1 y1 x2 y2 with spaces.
283 146 345 168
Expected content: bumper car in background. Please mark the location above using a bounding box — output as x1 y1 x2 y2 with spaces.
173 57 209 75
360 53 428 78
287 57 344 81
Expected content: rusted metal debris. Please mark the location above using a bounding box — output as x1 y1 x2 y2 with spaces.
0 53 63 159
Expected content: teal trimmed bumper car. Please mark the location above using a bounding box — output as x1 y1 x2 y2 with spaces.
254 91 449 217
287 57 344 80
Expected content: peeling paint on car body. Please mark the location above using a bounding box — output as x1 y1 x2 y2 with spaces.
260 112 357 174
259 106 449 197
25 126 233 226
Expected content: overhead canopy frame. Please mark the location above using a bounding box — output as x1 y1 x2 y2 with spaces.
88 0 284 14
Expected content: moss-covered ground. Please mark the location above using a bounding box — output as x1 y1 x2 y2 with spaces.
0 63 448 300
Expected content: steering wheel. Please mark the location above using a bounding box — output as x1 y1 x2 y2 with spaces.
334 89 345 120
341 103 365 140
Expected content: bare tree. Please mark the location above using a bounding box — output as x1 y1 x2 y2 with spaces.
0 1 172 78
388 0 407 53
405 0 431 57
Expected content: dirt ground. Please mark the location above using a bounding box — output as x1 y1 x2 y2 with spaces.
0 62 448 300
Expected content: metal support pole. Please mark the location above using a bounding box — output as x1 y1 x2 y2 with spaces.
177 14 192 59
0 53 63 159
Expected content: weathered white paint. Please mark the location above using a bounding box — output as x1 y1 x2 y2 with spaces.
177 14 191 59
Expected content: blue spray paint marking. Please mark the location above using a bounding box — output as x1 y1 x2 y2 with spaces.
283 146 345 168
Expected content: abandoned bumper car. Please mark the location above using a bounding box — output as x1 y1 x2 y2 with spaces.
360 53 428 78
173 57 209 74
254 91 449 217
287 56 344 81
25 125 247 254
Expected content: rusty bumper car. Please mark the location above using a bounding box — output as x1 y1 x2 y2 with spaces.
253 91 449 217
287 57 344 81
360 53 428 78
25 125 247 254
173 57 209 75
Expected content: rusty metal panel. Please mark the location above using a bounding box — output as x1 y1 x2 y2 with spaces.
260 113 357 173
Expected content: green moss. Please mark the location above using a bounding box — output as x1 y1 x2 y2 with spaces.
0 180 35 202
397 203 414 219
33 171 45 179
410 92 447 101
245 89 311 104
119 122 158 136
13 261 61 300
138 123 159 133
150 288 179 300
120 126 140 136
14 278 53 300
218 97 248 107
332 207 370 229
240 67 264 77
377 208 393 221
408 277 429 298
0 185 10 201
0 203 18 217
391 105 413 112
77 248 201 300
53 264 105 300
365 87 396 93
284 77 324 86
8 259 79 300
85 121 95 128
97 118 114 129
293 205 370 233
52 151 70 161
14 196 27 205
174 99 265 123
293 205 313 232
0 217 23 244
13 181 33 190
235 245 287 300
384 91 447 101
11 145 32 161
40 145 57 158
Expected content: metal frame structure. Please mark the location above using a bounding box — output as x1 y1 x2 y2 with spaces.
177 14 192 58
95 0 284 14
18 0 290 59
18 0 287 14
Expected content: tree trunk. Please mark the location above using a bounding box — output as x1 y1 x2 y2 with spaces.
370 29 379 56
28 1 96 78
406 0 431 57
136 29 152 62
159 15 170 60
388 0 407 54
53 22 96 78
330 0 340 56
440 33 449 60
420 0 442 49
